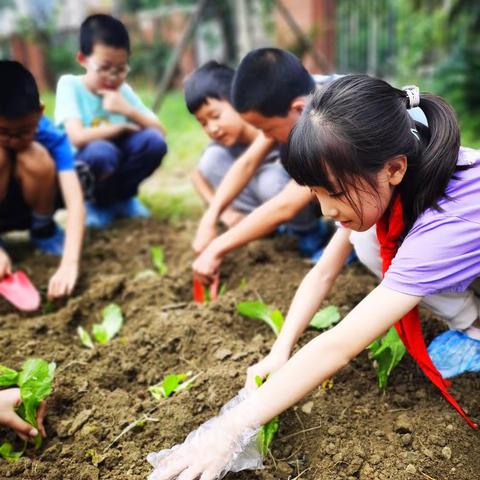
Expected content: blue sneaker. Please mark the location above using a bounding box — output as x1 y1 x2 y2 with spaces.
428 330 480 378
85 202 115 229
114 197 150 219
30 223 64 256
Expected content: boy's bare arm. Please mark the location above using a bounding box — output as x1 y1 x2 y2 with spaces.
208 133 274 218
64 118 139 149
99 90 166 134
192 133 275 253
192 181 314 281
47 170 85 298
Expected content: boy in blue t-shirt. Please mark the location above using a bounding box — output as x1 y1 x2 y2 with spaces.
0 61 85 298
55 14 167 228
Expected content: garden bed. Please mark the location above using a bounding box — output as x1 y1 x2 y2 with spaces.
0 218 479 480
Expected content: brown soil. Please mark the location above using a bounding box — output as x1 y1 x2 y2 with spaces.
0 218 479 480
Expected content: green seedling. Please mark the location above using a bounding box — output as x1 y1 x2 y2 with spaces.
255 375 280 456
78 303 124 348
0 358 56 460
148 371 200 400
368 327 406 389
151 245 167 275
77 326 94 349
309 305 341 330
236 301 284 336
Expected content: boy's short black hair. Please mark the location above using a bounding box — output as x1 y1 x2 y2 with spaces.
184 61 235 114
0 60 41 118
232 48 315 117
80 14 130 55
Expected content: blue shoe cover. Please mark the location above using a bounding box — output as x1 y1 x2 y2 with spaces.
114 197 150 219
428 330 480 378
30 224 64 256
86 202 115 229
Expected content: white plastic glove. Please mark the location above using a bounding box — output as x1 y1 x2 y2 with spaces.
147 389 263 480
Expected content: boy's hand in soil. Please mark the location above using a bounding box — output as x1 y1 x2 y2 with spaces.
48 261 78 299
192 209 218 254
245 349 289 391
0 248 12 279
192 243 223 284
148 391 262 480
0 388 47 441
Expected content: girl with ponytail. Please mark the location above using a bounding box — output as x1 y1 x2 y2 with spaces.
147 75 480 480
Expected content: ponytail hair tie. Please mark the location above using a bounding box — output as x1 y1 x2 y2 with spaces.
403 85 420 109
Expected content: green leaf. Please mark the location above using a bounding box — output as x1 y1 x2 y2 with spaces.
236 301 284 336
77 326 94 349
309 305 341 330
0 364 19 387
257 417 279 456
161 374 182 398
92 304 124 344
148 372 199 400
151 246 167 275
269 310 284 336
255 375 263 387
368 327 406 389
92 324 109 344
0 442 24 462
102 304 124 339
17 359 56 448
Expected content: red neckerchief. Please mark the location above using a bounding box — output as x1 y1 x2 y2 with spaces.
376 194 477 429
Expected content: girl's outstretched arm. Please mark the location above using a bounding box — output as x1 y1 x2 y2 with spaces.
244 284 421 425
245 227 353 388
149 285 422 480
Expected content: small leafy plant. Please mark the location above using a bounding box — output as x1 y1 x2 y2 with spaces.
77 303 124 348
237 301 342 336
236 301 284 336
151 246 167 276
368 327 406 389
255 375 280 456
309 305 341 330
0 359 56 461
148 372 200 400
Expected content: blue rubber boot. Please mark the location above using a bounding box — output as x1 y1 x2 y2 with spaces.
30 223 64 256
428 329 480 378
85 202 116 229
114 197 150 219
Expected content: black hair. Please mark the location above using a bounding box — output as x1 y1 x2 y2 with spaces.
231 48 315 117
184 61 235 114
284 74 460 230
0 60 41 118
80 14 130 55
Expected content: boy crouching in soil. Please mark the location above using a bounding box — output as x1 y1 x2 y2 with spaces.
0 60 85 298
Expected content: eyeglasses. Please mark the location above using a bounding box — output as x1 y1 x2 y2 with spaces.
89 59 131 78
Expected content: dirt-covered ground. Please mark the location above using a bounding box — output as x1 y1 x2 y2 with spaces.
0 218 479 480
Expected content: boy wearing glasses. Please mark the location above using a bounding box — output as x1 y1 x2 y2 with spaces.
55 14 167 228
0 61 85 298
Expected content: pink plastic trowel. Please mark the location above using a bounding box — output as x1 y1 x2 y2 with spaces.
0 271 41 311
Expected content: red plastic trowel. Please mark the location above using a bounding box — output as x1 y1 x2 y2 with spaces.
193 273 219 303
0 271 41 311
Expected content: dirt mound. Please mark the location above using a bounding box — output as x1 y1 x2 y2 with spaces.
0 218 478 479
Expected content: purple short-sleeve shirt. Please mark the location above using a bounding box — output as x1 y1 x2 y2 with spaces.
382 148 480 297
